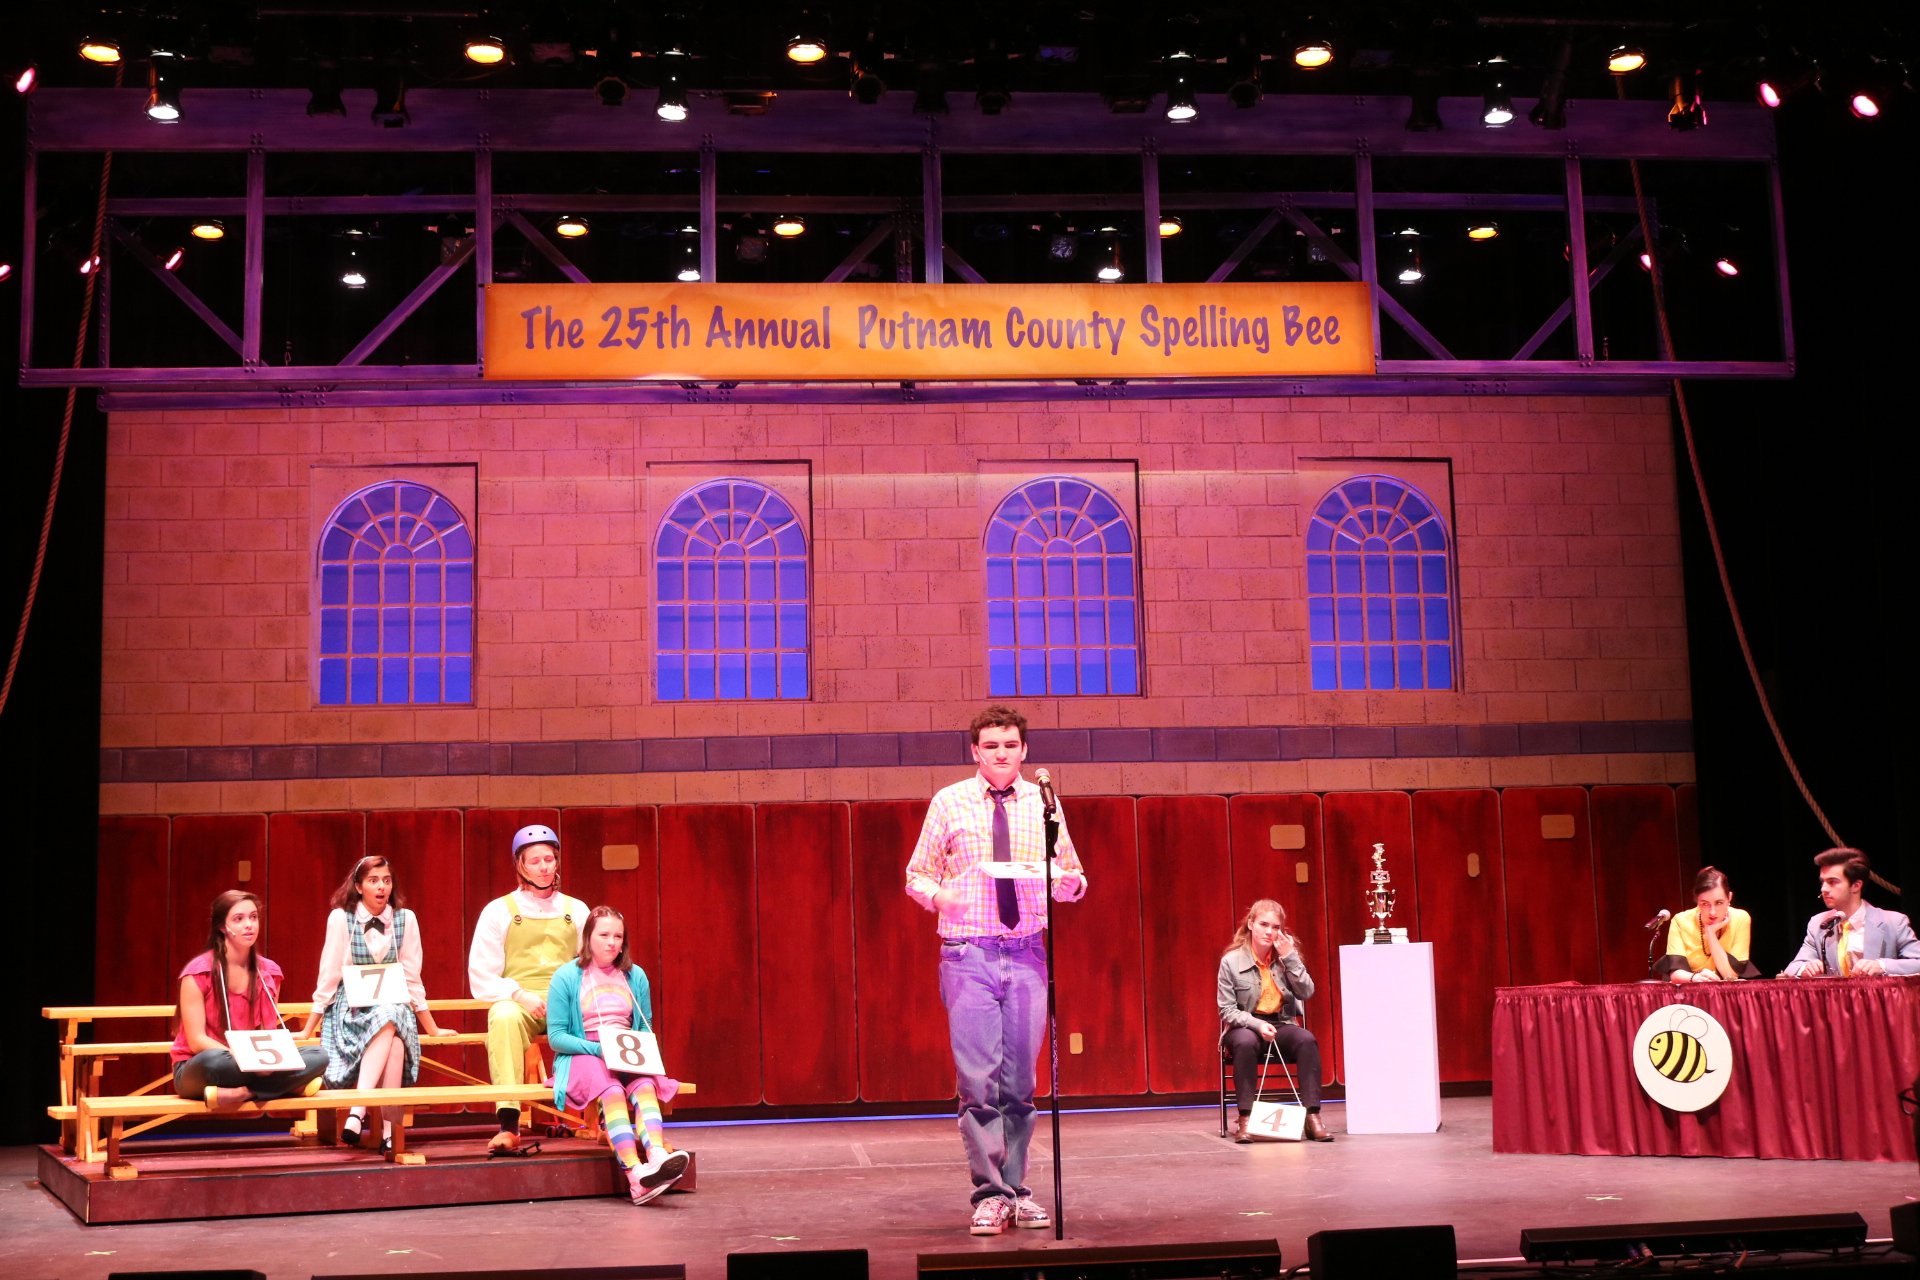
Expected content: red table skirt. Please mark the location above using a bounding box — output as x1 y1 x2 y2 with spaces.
1492 976 1920 1161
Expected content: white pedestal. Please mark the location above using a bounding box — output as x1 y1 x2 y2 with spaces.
1337 941 1442 1134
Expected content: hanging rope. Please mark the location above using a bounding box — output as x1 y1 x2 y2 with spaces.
0 81 117 720
1617 84 1896 896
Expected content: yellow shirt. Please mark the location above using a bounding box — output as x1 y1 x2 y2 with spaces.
1252 953 1284 1015
1665 906 1754 974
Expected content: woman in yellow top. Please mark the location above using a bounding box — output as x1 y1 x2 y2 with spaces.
1216 899 1331 1142
1655 866 1761 982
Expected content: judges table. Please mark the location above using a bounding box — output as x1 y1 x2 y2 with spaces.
1493 975 1920 1162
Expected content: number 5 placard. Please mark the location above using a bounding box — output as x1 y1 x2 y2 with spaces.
227 1028 303 1073
342 962 403 1008
602 1028 667 1076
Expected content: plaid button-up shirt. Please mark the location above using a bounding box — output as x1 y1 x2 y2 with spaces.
905 773 1087 940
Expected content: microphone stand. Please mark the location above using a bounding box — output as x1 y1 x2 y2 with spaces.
1040 782 1065 1241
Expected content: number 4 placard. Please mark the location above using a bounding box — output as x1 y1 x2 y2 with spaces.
602 1028 667 1076
227 1028 303 1073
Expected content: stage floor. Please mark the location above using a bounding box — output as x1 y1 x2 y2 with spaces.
3 1098 1913 1279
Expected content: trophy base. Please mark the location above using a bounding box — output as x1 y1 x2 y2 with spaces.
1362 927 1409 946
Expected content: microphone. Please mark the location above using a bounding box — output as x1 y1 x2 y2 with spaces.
1816 908 1843 934
1034 768 1058 814
1641 908 1670 932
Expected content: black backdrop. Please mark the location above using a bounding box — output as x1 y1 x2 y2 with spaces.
0 91 1912 1146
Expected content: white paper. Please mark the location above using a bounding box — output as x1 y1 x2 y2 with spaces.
226 1027 303 1073
978 859 1068 881
601 1027 667 1076
342 962 404 1008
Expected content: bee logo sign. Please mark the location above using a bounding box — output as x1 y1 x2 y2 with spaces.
1631 1004 1733 1112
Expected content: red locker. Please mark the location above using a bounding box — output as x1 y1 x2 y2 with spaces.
1321 791 1416 1082
1043 795 1146 1098
367 808 472 1102
557 807 661 974
168 816 269 985
1410 790 1509 1082
1137 795 1233 1095
95 817 172 1094
850 799 952 1103
755 803 858 1105
264 811 365 1005
1591 785 1686 984
1499 787 1600 987
1225 794 1334 1089
658 804 760 1106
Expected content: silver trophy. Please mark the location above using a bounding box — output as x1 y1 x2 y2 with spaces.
1364 843 1401 944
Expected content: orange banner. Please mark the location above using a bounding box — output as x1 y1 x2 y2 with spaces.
482 282 1374 381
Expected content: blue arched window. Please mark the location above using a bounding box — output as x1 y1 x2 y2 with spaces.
1306 474 1454 691
316 481 473 705
985 477 1139 697
655 479 808 701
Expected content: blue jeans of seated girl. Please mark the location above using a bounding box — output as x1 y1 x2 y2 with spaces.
173 1046 329 1101
938 935 1047 1206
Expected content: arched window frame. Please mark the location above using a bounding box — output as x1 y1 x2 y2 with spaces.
653 477 810 702
983 475 1141 697
314 480 474 706
1305 473 1456 691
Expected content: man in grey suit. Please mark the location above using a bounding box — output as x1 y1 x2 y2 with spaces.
1781 848 1920 978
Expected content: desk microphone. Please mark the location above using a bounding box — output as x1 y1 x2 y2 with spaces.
1641 908 1671 931
1816 908 1843 934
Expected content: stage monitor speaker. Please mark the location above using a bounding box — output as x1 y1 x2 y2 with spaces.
312 1268 684 1279
1893 1201 1919 1256
728 1248 868 1278
1306 1224 1456 1279
1519 1212 1868 1262
109 1272 267 1280
917 1238 1280 1279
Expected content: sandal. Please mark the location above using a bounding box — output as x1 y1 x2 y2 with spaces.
487 1140 541 1158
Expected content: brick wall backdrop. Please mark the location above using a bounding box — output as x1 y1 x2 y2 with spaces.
97 393 1691 815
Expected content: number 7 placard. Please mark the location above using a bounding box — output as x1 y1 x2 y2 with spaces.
227 1028 303 1073
342 962 403 1008
602 1028 667 1076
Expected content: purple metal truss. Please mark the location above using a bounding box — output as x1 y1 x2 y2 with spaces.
18 89 1791 399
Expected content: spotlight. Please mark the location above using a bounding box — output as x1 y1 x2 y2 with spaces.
851 31 885 103
735 233 768 264
772 215 806 238
1159 215 1183 238
1713 256 1739 277
1668 70 1705 129
0 262 12 282
913 60 948 114
555 215 589 239
146 50 183 123
1482 59 1513 126
656 71 688 121
79 253 101 276
1531 37 1570 128
1393 229 1422 283
975 38 1011 114
164 246 185 271
14 65 37 95
786 13 828 65
676 244 700 282
79 38 122 66
1608 44 1647 75
1294 25 1334 70
371 62 408 126
1755 51 1816 109
341 248 367 288
464 35 508 65
1406 72 1442 130
596 74 628 106
1850 89 1883 118
1096 230 1123 281
1048 232 1078 262
1466 219 1499 241
306 59 346 116
1225 35 1262 107
191 219 226 241
590 32 631 105
1638 251 1653 271
1165 68 1197 122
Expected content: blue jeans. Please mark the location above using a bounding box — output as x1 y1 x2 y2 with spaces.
938 935 1047 1206
173 1046 329 1101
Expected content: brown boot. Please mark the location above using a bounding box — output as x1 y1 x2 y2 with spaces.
1305 1112 1334 1142
1232 1115 1252 1143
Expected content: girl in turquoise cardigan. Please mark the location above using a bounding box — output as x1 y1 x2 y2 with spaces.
548 905 688 1204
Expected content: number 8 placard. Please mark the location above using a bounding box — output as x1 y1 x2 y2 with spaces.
602 1028 667 1076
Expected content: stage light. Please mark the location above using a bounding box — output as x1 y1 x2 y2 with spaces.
1850 90 1882 118
655 72 688 122
1096 231 1123 281
1048 232 1077 262
1638 251 1653 271
1226 35 1261 107
976 38 1011 115
786 14 827 66
191 219 226 241
554 215 589 239
0 262 12 282
1097 258 1123 282
146 51 183 123
676 244 700 282
913 60 948 114
164 246 185 271
14 65 37 94
341 248 367 288
371 62 408 126
1159 215 1184 238
1757 80 1782 108
1482 70 1514 126
1406 73 1442 131
735 233 768 264
307 59 346 116
772 215 806 238
1466 220 1499 241
79 38 122 66
851 31 885 103
1713 256 1739 277
1755 51 1816 109
1393 229 1423 283
464 36 508 65
1165 70 1197 122
1608 44 1647 75
1531 37 1571 128
79 253 101 275
1668 70 1705 129
1294 24 1334 70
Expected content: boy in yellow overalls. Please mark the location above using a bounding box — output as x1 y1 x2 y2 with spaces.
466 823 590 1153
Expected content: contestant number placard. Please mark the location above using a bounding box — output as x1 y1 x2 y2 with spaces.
342 962 403 1008
602 1028 667 1076
227 1027 302 1073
